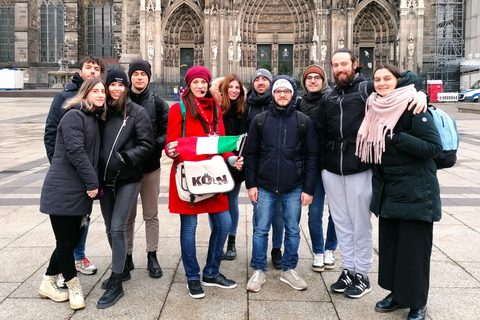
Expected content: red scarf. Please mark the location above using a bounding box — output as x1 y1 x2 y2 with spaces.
195 97 216 135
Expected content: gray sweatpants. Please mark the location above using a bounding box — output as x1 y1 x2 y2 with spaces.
322 169 373 275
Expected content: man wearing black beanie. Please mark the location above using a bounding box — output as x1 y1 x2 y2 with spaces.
125 59 169 279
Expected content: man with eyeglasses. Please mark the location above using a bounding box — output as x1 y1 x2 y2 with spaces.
246 68 284 270
245 76 317 293
297 65 338 273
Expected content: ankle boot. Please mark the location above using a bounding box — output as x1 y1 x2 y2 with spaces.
125 253 134 271
101 266 131 289
225 235 237 260
147 251 163 278
65 277 85 310
97 272 124 309
38 274 69 302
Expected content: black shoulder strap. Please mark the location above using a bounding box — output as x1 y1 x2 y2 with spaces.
358 81 369 103
256 111 268 141
296 111 308 147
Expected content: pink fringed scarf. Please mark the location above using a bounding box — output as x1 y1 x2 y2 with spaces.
356 84 417 164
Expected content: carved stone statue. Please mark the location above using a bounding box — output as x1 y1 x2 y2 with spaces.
236 43 241 62
311 42 317 61
320 44 327 61
228 42 234 62
212 40 218 60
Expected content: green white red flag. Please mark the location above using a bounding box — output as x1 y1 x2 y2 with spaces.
176 134 246 160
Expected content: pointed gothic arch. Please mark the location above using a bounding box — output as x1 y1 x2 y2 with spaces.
238 0 315 73
163 2 204 68
353 0 398 75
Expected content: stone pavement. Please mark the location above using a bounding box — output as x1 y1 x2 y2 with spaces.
0 97 479 320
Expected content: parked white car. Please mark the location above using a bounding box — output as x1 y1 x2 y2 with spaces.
458 80 480 102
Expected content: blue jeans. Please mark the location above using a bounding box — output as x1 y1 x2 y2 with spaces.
227 182 242 236
252 199 284 249
100 182 140 274
180 210 231 281
308 173 338 254
252 186 302 272
73 221 89 260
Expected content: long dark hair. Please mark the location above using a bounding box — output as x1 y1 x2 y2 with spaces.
107 84 130 118
219 73 246 118
182 87 219 127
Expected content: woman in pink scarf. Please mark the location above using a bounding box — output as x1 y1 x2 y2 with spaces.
356 64 442 320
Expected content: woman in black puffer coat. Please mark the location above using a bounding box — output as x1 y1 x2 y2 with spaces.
97 69 154 309
40 78 106 310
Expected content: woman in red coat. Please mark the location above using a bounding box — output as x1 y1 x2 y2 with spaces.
166 66 243 299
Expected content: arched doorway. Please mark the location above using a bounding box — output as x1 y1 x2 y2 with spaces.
353 0 398 79
163 3 204 87
238 0 315 77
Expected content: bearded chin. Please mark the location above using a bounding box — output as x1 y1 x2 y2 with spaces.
334 72 355 89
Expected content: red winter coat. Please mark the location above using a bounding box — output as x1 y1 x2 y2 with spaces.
165 98 233 214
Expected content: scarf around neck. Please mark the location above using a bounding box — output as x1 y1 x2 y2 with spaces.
356 84 417 164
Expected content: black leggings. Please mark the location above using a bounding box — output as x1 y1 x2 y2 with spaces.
46 215 85 282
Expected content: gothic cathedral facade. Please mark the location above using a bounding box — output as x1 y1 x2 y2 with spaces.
1 0 435 88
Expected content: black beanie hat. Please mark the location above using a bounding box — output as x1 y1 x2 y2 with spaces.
106 69 128 88
128 59 152 82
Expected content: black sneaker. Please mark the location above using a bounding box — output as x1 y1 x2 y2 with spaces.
344 273 372 298
330 269 354 293
271 248 282 270
202 273 237 289
187 280 205 299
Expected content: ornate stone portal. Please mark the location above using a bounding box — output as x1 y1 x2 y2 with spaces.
2 0 430 90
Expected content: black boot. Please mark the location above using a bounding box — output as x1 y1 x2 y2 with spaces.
125 253 134 271
225 235 237 260
97 273 124 309
100 262 131 289
147 252 163 278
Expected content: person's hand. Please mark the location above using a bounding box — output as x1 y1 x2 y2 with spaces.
167 141 179 157
87 189 98 198
408 91 427 114
248 187 258 203
301 192 313 206
234 156 244 170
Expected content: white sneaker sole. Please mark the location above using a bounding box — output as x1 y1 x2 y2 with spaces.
186 284 205 299
312 264 325 272
344 287 372 299
324 263 336 270
247 279 266 292
280 277 307 291
76 267 97 275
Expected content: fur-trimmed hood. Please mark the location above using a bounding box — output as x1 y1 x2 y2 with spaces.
209 77 248 106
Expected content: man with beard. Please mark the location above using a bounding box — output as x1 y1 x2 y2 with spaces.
316 48 426 299
246 69 284 269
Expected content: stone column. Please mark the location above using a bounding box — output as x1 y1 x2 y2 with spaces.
118 0 141 72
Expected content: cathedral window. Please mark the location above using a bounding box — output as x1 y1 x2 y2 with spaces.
40 0 64 63
87 1 114 58
0 1 15 63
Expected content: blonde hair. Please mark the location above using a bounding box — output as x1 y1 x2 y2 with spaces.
63 78 107 120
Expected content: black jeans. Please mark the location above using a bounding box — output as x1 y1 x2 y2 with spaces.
46 215 85 282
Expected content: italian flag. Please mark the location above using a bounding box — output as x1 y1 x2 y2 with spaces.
176 134 246 160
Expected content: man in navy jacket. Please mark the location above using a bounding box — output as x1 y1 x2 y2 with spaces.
245 76 317 293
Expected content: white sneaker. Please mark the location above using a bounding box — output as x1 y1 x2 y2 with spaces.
57 273 66 288
280 269 307 291
312 253 325 272
324 250 336 270
75 257 97 275
247 270 266 292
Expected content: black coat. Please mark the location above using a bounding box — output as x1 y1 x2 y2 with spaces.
98 100 154 185
40 103 100 216
316 74 374 175
129 85 169 173
44 73 84 163
245 76 318 195
298 87 332 122
370 108 442 222
246 89 272 128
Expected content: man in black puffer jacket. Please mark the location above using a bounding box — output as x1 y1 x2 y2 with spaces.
316 48 427 300
125 60 169 278
245 76 317 293
245 68 284 269
43 56 105 279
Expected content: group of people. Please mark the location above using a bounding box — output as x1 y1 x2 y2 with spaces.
39 47 441 320
41 57 169 310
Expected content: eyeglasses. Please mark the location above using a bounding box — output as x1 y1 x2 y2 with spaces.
273 89 292 95
306 75 322 81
